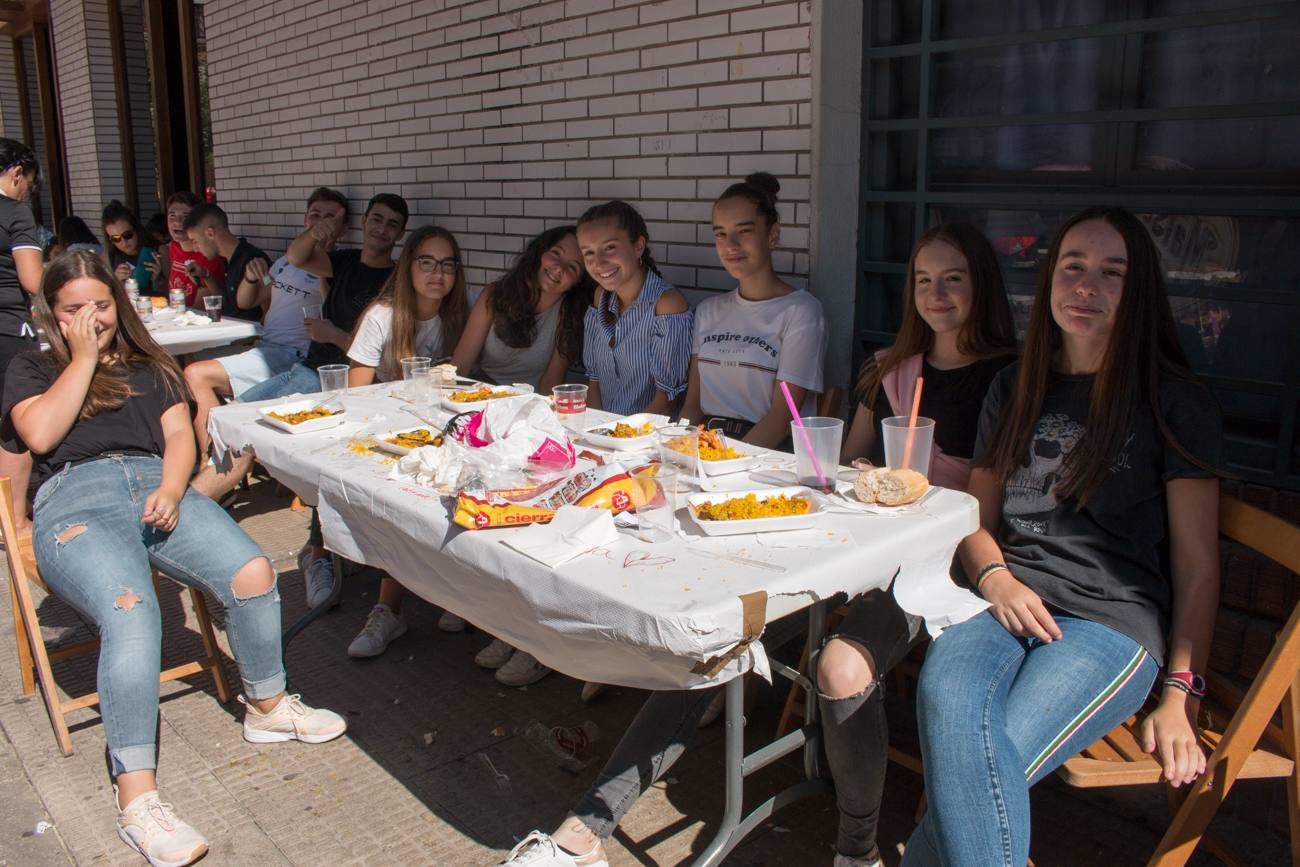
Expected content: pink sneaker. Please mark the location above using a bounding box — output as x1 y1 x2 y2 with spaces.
241 694 346 744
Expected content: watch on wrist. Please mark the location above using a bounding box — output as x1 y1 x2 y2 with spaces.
1163 670 1206 698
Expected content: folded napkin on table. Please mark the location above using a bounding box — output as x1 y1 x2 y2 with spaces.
152 310 212 327
502 505 619 567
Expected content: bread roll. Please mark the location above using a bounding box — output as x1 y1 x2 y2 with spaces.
852 467 928 506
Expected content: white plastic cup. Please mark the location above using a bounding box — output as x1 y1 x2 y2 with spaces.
302 303 322 321
632 465 679 543
552 383 587 430
657 424 700 480
400 356 432 401
881 416 936 475
790 416 843 493
318 364 349 393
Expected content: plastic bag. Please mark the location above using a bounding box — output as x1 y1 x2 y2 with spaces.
451 394 575 490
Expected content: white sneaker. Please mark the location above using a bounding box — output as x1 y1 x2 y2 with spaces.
116 788 208 867
498 830 608 866
580 682 606 703
475 638 515 670
437 610 466 632
240 693 347 744
304 556 335 609
496 650 551 687
347 605 407 658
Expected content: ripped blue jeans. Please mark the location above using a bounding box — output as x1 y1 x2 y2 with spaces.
32 455 286 776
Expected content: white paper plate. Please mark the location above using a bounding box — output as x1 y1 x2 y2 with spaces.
581 413 660 451
371 427 440 456
440 384 526 413
686 486 822 536
259 399 346 434
663 438 759 476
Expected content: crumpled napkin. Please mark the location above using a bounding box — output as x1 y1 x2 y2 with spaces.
390 443 465 490
153 310 212 327
501 506 618 567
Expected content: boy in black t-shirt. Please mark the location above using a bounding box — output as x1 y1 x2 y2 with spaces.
238 193 407 403
183 203 269 321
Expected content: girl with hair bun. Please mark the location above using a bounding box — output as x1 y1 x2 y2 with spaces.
576 200 693 416
680 172 827 448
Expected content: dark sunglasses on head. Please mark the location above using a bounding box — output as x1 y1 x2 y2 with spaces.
108 229 135 244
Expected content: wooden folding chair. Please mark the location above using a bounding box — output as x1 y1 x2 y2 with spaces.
1058 494 1300 866
816 384 844 419
2 476 230 756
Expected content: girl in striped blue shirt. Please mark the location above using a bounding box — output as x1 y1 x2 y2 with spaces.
577 201 693 416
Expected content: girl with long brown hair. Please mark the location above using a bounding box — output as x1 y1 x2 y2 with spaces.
450 224 593 393
819 223 1016 867
3 251 344 867
843 222 1018 469
902 208 1222 865
342 225 470 660
346 225 469 386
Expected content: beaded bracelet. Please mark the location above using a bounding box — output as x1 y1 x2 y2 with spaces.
974 562 1010 593
1161 677 1206 698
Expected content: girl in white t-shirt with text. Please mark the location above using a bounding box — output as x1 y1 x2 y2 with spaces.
679 172 827 449
342 225 469 659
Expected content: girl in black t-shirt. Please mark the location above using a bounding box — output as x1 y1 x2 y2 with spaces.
4 251 346 867
818 223 1017 867
902 209 1222 866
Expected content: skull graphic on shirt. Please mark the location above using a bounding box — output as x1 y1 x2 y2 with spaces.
1004 412 1085 525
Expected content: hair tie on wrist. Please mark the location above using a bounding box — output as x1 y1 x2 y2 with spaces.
975 562 1009 593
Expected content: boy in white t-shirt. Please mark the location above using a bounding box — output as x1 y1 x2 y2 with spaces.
680 172 827 449
186 189 349 502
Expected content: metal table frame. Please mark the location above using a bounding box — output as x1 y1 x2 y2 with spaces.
283 562 834 865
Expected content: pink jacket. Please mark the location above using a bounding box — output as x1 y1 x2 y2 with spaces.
878 351 972 492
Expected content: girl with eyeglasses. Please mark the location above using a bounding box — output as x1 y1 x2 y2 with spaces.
577 200 693 416
451 225 594 393
101 200 157 292
342 225 470 660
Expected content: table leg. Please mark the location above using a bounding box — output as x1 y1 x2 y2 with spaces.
281 552 343 655
690 602 833 866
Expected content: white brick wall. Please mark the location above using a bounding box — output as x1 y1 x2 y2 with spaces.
204 0 814 295
51 0 128 221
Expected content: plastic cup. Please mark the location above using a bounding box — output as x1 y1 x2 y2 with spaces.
657 424 700 480
881 416 935 475
632 465 679 544
318 363 349 393
203 295 223 321
302 303 322 321
400 356 432 401
552 383 587 430
790 416 843 493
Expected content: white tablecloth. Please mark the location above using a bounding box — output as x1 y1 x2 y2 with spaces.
146 317 260 355
209 386 981 690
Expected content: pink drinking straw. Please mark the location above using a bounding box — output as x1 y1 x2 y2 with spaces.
779 381 827 489
901 376 925 471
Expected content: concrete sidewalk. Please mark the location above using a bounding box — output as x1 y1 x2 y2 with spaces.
0 479 1289 866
